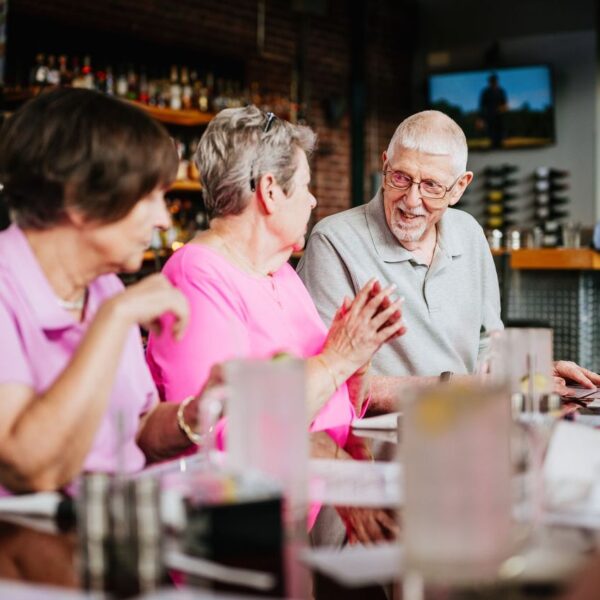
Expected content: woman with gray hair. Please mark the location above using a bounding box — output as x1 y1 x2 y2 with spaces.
146 106 405 537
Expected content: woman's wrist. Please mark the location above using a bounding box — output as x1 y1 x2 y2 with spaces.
177 396 202 445
320 348 359 386
354 360 371 378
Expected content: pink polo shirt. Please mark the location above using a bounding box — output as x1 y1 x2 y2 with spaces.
0 225 157 491
146 244 365 527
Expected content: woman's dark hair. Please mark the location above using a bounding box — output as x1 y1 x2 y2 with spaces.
0 87 178 229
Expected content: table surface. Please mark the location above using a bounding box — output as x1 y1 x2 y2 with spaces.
0 417 598 600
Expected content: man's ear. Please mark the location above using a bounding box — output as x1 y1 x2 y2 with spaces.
448 171 473 207
381 150 388 168
256 172 277 215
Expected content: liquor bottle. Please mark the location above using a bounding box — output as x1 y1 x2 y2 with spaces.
169 66 182 110
212 78 225 111
156 69 169 108
181 67 192 110
95 69 107 93
58 55 71 85
138 68 149 104
535 180 569 193
486 216 515 229
206 72 215 111
486 204 518 216
483 166 503 178
190 70 200 107
71 57 84 88
32 53 49 85
484 178 518 190
198 81 209 112
535 167 569 179
483 164 518 177
116 68 128 98
126 65 138 101
534 195 569 207
82 55 95 90
542 233 559 247
535 207 569 220
46 55 60 86
486 191 517 203
105 66 115 95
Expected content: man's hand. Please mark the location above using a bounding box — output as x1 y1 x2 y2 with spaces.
335 506 398 545
553 361 600 395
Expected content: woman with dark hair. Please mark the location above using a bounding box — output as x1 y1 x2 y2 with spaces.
0 87 206 493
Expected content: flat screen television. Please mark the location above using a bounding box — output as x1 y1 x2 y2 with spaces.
428 65 554 150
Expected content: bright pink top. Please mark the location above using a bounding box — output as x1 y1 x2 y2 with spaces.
0 225 157 492
146 244 363 527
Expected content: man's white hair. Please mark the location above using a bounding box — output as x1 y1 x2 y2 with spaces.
386 110 468 175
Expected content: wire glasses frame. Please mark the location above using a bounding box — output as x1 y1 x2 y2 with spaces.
250 112 277 192
382 169 464 206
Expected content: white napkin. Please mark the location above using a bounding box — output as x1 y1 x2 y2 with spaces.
543 421 600 520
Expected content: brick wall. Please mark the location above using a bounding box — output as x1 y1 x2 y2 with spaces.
8 0 414 219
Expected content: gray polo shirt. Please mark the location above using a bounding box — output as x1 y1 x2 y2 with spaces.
297 191 503 377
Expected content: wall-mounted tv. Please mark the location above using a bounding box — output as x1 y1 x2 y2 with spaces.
428 65 554 150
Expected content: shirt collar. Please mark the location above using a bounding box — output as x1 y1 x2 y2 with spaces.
365 189 464 262
0 224 79 330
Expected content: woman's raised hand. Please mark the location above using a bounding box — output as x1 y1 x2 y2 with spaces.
105 273 190 341
321 279 405 375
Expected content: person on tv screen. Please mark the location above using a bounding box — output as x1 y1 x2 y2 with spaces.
478 74 508 149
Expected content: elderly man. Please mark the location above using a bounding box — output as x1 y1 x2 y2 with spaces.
298 110 599 411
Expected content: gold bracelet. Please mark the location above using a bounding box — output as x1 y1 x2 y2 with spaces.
177 396 203 445
315 354 341 390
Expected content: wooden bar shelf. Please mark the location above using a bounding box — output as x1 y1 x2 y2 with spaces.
127 101 215 126
510 248 600 270
169 180 202 192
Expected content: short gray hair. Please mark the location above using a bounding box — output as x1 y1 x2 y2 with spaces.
195 106 317 219
386 110 468 175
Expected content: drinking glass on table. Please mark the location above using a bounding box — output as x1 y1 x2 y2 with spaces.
402 382 535 586
199 357 309 522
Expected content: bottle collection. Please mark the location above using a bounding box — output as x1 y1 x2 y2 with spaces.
22 53 302 121
482 164 519 231
28 53 246 113
148 197 206 256
481 164 575 249
533 167 571 246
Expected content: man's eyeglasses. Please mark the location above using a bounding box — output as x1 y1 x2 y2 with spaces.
250 112 277 192
382 169 463 205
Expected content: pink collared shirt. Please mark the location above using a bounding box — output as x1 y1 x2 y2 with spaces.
0 225 157 491
146 244 366 528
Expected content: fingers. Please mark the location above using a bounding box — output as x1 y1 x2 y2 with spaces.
374 510 399 539
363 284 397 320
128 274 190 341
371 298 404 331
582 368 600 385
203 364 225 391
376 315 407 345
347 278 378 318
553 376 570 397
339 507 394 545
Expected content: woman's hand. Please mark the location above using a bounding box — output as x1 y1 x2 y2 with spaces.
322 279 406 377
106 273 189 340
335 506 399 545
